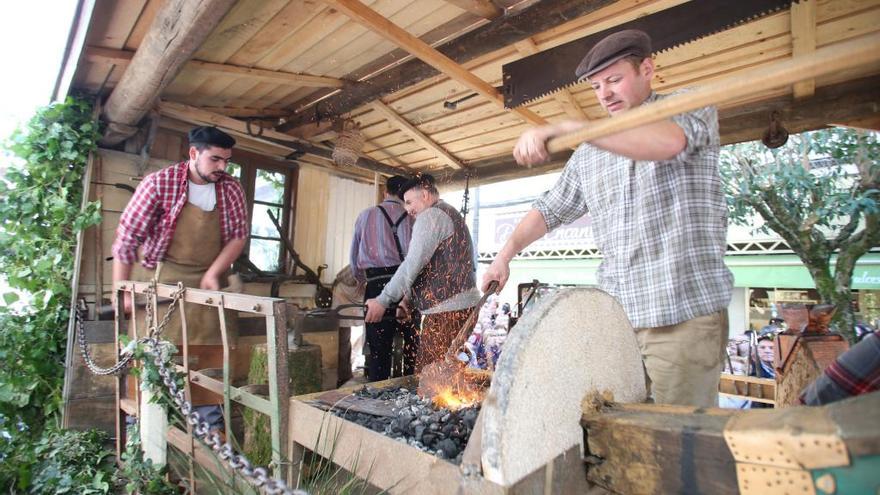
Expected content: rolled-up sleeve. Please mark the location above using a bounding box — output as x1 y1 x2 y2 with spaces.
112 175 158 264
669 99 719 163
532 152 589 231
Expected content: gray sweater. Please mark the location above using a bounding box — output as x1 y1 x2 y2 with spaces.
377 200 480 314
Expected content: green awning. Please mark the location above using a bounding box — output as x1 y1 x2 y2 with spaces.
507 254 880 289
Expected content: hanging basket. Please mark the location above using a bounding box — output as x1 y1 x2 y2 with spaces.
332 120 364 167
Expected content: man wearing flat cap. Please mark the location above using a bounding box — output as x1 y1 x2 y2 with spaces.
350 174 418 381
364 174 481 373
483 30 733 407
112 126 248 424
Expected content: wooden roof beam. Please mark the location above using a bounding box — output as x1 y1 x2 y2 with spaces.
791 0 817 99
276 0 615 133
85 46 345 88
444 0 503 20
324 0 547 127
514 38 589 121
370 100 467 170
155 101 408 177
100 0 237 146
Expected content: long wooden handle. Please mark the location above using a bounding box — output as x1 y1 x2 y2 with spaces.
547 32 880 153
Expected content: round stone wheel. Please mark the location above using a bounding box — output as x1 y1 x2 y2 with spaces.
481 288 646 485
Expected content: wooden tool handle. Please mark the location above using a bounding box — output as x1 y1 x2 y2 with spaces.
444 280 499 361
546 32 880 154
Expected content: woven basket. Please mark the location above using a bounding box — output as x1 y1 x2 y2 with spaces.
332 121 364 167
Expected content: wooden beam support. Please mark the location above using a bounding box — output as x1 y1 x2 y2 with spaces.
546 33 880 153
790 0 817 99
443 75 880 188
370 100 466 169
276 0 615 132
85 46 345 88
443 0 503 20
155 101 406 177
100 0 237 146
514 38 589 120
324 0 546 127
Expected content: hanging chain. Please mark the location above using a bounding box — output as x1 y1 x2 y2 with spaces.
146 338 306 494
78 283 305 493
76 281 184 375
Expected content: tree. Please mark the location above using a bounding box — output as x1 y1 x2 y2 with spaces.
720 127 880 343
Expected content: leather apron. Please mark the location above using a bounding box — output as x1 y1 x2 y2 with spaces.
129 201 239 405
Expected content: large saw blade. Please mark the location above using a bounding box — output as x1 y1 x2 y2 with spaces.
503 0 793 108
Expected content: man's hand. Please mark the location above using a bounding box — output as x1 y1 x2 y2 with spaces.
122 292 133 315
365 298 386 323
396 297 411 321
482 257 510 293
513 128 551 166
200 272 221 291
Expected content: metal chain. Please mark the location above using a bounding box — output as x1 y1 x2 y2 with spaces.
145 337 307 495
76 301 137 375
79 283 305 493
76 281 184 376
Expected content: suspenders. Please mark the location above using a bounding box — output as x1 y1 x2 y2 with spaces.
376 204 407 262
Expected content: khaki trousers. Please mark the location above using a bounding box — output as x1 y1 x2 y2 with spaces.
635 310 728 407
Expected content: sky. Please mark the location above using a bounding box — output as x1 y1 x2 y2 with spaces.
0 1 79 143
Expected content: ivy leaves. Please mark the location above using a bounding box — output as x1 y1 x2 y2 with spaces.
0 96 100 441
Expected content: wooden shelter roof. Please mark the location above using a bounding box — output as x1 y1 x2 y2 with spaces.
59 0 880 184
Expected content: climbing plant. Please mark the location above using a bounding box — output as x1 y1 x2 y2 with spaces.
0 97 102 490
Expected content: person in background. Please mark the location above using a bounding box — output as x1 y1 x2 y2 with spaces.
364 174 480 372
350 175 417 381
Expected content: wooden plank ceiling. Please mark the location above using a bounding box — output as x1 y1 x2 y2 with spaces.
74 0 880 183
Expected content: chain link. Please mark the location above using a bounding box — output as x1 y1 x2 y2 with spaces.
78 283 306 494
146 337 307 495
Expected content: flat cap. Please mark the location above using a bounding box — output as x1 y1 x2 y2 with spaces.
575 29 652 80
188 126 236 149
398 173 436 198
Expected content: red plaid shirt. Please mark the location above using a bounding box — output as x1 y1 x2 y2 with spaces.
112 161 248 268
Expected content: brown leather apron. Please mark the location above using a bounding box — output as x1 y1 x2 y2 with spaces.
129 201 239 405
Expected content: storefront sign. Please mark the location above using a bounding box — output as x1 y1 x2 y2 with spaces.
493 211 594 250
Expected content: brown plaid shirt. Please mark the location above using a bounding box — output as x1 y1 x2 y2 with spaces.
533 91 733 328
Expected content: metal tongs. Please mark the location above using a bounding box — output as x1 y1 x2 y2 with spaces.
301 303 399 322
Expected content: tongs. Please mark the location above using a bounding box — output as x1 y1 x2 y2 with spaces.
301 303 399 321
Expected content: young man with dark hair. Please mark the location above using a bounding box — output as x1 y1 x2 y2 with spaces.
112 125 248 426
364 174 480 372
350 175 417 380
483 29 733 407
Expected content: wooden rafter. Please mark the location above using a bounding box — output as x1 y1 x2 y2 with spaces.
790 0 817 99
85 46 345 88
370 100 466 169
275 0 616 132
100 0 237 145
156 101 406 177
443 0 503 20
514 38 589 121
318 0 549 128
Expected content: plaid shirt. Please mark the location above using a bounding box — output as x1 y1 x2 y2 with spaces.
800 331 880 406
112 161 248 268
533 91 733 328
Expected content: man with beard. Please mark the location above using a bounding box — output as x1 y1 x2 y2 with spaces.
112 126 248 429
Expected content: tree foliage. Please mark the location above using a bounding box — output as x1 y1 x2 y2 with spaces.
720 127 880 342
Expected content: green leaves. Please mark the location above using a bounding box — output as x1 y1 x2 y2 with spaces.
0 96 102 490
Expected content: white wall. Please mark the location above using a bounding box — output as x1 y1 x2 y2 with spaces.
324 175 375 283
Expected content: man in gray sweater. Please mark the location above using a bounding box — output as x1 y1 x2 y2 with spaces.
365 174 480 372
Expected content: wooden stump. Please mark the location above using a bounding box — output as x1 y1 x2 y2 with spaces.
243 343 322 465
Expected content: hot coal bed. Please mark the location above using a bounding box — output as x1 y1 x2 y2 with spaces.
328 386 479 464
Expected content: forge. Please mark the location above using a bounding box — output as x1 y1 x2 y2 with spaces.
287 288 647 493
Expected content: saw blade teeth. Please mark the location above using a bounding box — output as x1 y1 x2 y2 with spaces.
517 80 584 108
